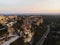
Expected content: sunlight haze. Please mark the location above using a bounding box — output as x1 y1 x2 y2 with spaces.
0 0 60 14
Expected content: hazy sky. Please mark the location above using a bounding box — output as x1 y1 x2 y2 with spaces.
0 0 60 14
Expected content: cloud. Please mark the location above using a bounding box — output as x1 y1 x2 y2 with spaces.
0 0 60 13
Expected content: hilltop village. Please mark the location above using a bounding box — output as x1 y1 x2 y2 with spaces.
0 16 44 45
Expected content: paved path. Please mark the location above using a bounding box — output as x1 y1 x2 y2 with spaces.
1 35 19 45
37 25 50 45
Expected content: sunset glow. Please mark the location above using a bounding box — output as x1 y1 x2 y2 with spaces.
0 0 60 14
